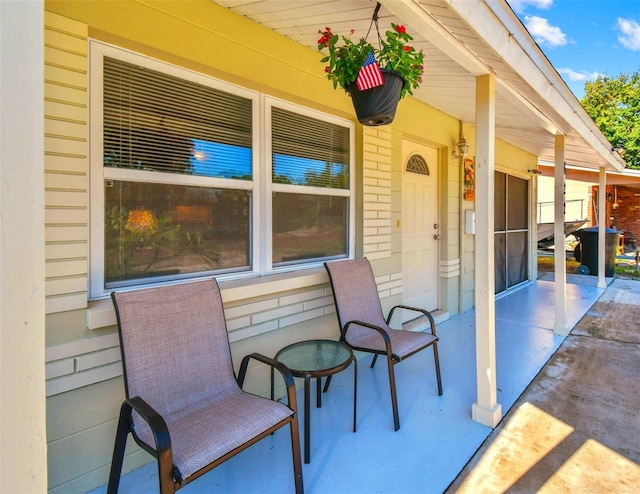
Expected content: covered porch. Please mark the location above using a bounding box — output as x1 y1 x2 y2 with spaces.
89 277 605 493
0 1 629 491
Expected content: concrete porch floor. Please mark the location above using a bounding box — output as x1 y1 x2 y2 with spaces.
90 278 605 494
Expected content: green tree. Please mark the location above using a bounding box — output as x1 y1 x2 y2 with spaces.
581 71 640 169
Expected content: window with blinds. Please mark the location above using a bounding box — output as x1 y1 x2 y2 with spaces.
103 57 253 179
271 107 349 188
91 42 353 297
270 106 351 266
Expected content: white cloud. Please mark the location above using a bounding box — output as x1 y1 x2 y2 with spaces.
617 18 640 50
509 0 554 14
558 68 602 82
525 15 567 48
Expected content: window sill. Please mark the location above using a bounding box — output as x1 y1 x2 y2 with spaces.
86 267 329 330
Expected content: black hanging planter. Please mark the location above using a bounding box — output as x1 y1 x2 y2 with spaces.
348 70 405 126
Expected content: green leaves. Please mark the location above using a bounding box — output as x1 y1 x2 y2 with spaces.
317 23 424 99
582 71 640 169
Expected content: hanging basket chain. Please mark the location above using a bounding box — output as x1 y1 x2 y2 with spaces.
363 2 399 73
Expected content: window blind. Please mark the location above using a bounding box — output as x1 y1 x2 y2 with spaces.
103 57 253 179
271 107 349 189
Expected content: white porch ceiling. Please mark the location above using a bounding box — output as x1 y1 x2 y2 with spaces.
214 0 625 172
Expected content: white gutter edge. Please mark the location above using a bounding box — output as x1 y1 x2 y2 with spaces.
465 0 625 172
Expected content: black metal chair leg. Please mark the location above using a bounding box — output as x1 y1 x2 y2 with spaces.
289 417 305 494
433 341 443 396
386 356 400 431
157 450 175 494
107 402 132 494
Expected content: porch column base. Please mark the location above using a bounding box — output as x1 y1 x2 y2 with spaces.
553 323 571 336
472 402 502 428
597 281 606 289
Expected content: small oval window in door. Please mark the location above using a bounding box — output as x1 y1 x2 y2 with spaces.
406 154 429 175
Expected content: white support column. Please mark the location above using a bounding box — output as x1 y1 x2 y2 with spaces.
472 74 502 428
597 167 607 288
0 1 47 491
553 135 569 334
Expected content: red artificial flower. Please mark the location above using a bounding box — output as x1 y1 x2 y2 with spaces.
350 29 355 35
324 66 330 73
403 46 411 52
395 25 407 34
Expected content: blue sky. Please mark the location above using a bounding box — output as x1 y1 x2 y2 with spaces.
509 0 640 99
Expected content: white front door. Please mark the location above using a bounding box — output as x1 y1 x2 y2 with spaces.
402 140 439 312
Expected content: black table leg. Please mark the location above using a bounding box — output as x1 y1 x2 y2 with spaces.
304 374 311 464
352 356 358 433
316 377 322 408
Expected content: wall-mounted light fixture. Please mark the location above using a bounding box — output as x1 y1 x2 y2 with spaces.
607 192 614 202
453 135 470 161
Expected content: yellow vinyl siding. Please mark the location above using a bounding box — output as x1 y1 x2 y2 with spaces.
44 12 89 315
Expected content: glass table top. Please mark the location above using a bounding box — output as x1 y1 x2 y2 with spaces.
276 339 352 374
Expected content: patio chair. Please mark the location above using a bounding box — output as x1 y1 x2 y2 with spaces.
325 258 442 431
107 279 304 494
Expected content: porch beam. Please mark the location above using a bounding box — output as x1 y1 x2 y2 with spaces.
597 168 607 288
471 74 502 428
380 0 488 76
553 135 569 334
0 0 47 491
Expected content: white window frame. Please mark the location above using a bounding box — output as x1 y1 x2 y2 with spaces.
263 96 356 273
89 41 354 299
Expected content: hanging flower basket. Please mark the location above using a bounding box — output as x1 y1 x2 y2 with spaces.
348 70 405 126
317 3 424 127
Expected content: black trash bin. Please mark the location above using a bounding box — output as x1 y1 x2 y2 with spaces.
573 227 620 277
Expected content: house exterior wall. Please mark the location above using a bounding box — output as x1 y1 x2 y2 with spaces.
42 1 537 491
590 184 640 245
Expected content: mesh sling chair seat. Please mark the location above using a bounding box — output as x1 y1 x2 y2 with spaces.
325 258 442 431
108 279 304 494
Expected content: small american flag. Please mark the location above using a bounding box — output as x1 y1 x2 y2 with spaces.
356 51 384 91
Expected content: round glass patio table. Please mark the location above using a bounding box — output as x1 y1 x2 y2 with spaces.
274 339 357 463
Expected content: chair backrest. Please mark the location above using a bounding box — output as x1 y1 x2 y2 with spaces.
325 258 388 331
112 279 238 420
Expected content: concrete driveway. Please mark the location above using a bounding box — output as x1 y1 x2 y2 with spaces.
448 277 640 493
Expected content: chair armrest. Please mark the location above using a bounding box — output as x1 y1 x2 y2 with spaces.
126 396 172 457
238 353 299 414
124 396 177 484
344 319 392 346
386 305 437 336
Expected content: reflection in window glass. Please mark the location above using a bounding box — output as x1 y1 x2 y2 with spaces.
105 181 250 286
191 140 251 179
273 154 348 188
273 193 348 264
103 57 253 179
